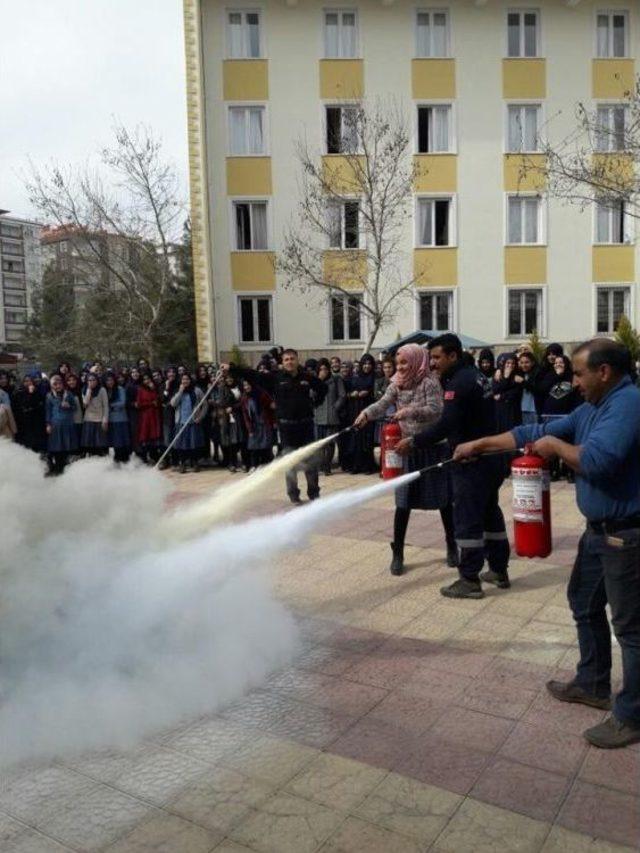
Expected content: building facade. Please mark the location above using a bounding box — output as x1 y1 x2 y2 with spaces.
184 0 638 361
0 212 42 352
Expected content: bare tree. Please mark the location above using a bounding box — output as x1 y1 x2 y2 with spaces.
278 99 424 353
25 124 193 363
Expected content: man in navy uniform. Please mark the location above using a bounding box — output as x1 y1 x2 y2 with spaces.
454 338 640 749
396 333 510 600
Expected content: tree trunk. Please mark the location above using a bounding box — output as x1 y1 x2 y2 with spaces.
364 320 381 355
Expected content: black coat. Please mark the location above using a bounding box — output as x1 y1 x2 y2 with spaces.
13 387 47 452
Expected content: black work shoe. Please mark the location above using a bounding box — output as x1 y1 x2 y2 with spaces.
440 578 484 599
480 569 511 589
389 542 404 576
546 680 611 710
289 495 303 505
584 715 640 749
446 545 459 568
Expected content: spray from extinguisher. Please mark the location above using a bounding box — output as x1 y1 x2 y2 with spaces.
511 444 552 558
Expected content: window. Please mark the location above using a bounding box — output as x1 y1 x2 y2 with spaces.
1 241 23 256
227 10 261 58
419 291 452 331
416 10 449 57
330 293 362 341
0 223 22 239
238 296 272 343
596 286 629 333
325 106 358 154
416 197 453 246
59 241 68 254
233 201 268 250
507 104 541 152
596 105 626 152
324 10 357 58
2 259 24 274
596 11 627 58
417 105 451 153
328 201 360 249
5 309 27 325
507 195 542 244
508 289 543 336
595 200 632 243
228 106 265 155
3 275 26 290
3 292 26 307
507 10 539 57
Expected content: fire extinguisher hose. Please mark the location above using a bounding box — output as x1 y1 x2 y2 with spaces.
416 447 526 476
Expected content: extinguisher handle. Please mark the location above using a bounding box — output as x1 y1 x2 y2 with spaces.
523 442 535 456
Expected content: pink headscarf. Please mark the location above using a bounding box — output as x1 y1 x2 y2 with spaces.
391 343 429 390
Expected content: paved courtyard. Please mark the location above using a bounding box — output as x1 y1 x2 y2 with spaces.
1 467 638 852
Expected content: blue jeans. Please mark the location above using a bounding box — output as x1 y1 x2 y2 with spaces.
569 528 640 726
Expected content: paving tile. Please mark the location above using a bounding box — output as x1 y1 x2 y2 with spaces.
285 753 386 811
219 734 318 786
294 645 367 676
0 766 89 825
481 656 554 691
267 702 355 748
432 798 550 852
211 842 256 852
319 816 423 853
395 732 490 795
263 667 332 702
365 688 447 735
428 706 515 753
323 625 388 655
307 677 387 717
542 825 637 852
471 756 572 823
456 678 538 720
498 722 588 776
353 771 462 845
419 645 495 678
330 716 420 772
0 810 74 852
342 652 420 690
220 690 299 730
522 690 607 735
167 766 276 834
107 747 213 807
578 745 640 797
558 780 640 848
164 717 257 766
400 664 474 703
229 791 344 853
103 812 222 852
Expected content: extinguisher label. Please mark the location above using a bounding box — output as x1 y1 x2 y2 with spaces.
385 451 404 470
512 469 544 522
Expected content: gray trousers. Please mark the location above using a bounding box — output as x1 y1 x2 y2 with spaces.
283 445 320 500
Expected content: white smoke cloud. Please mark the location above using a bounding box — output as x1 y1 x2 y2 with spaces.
0 440 415 768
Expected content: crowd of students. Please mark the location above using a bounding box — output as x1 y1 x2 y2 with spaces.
0 342 581 479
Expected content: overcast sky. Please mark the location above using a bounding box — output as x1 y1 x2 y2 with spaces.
1 0 188 220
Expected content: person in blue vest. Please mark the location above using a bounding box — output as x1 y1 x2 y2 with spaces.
45 374 81 475
454 338 640 750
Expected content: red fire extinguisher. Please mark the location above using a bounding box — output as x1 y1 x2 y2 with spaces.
511 444 552 558
381 421 404 480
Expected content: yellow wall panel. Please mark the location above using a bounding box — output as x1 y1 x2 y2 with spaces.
411 59 456 99
503 155 547 192
319 60 364 99
223 60 269 100
414 248 458 286
321 155 365 194
592 245 635 282
226 157 272 195
323 251 368 290
504 247 547 284
591 153 635 193
502 59 546 99
414 155 457 192
592 59 636 99
230 252 275 290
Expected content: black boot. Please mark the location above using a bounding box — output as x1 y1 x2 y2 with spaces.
389 542 404 576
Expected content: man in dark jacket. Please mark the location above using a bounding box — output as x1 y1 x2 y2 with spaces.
223 349 327 503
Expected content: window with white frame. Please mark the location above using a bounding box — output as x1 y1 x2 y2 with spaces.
330 292 362 341
227 10 262 58
324 10 358 58
596 286 630 333
596 11 628 58
415 10 449 58
595 105 627 152
508 288 543 336
419 290 452 331
325 105 358 154
233 201 268 250
238 295 272 343
507 104 541 152
416 197 453 246
507 195 543 244
595 199 632 243
417 105 452 153
507 10 539 57
228 106 265 155
327 201 360 249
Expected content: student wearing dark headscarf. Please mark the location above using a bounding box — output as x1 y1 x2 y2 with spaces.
240 377 275 470
105 372 131 463
13 373 47 454
313 359 345 475
348 353 377 474
81 373 109 456
478 349 495 379
538 343 565 398
170 373 205 473
338 360 354 471
541 355 580 482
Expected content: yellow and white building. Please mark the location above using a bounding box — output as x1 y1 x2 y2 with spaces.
183 0 638 361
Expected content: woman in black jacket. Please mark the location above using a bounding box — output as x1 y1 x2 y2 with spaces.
541 355 580 482
13 373 47 454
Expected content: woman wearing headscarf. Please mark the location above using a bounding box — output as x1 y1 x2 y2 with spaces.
45 374 81 474
541 355 580 482
373 357 396 449
136 373 163 464
354 344 456 574
171 373 205 473
348 353 377 474
13 373 47 454
105 372 131 463
313 359 346 475
337 360 354 472
240 377 275 470
81 373 109 456
160 367 180 469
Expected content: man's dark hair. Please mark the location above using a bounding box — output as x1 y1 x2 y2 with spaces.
427 333 463 358
282 348 298 357
573 338 631 375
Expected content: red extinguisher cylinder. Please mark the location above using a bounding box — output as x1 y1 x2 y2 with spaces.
511 446 552 558
381 422 404 480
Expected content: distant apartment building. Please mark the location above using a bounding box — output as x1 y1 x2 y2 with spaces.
183 0 640 361
0 211 42 351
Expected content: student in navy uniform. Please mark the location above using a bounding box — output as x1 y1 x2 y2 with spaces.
454 339 640 750
105 372 131 463
396 333 510 599
45 374 81 475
